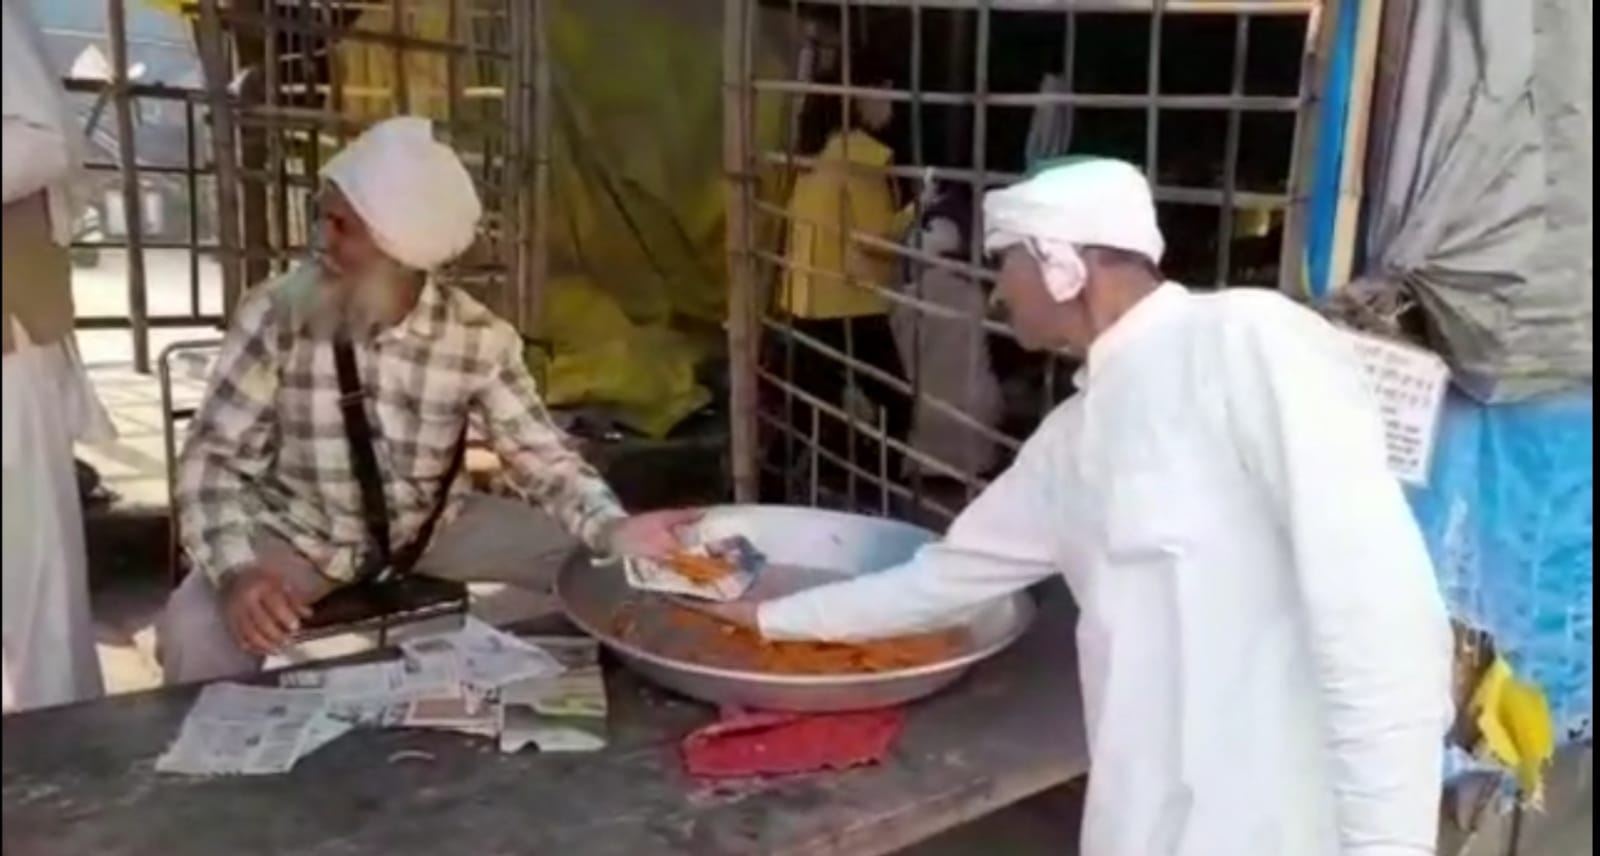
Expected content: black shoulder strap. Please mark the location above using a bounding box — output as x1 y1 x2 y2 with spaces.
333 338 467 584
333 338 394 575
391 426 467 577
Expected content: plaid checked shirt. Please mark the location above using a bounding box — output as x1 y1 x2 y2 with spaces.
177 274 626 584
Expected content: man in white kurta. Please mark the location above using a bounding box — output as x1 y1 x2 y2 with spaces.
2 0 116 710
701 159 1454 855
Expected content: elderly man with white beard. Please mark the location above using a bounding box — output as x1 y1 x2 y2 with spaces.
158 117 696 681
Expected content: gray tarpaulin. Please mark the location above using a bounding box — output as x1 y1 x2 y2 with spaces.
1359 0 1592 403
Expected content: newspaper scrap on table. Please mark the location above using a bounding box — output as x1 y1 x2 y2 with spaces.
401 694 500 737
155 683 327 776
157 628 603 777
283 656 458 703
300 711 356 758
498 637 608 754
401 617 566 691
619 535 765 602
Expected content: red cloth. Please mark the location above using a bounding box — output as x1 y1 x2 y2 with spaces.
681 708 906 779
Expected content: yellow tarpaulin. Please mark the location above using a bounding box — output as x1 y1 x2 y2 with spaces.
150 0 791 438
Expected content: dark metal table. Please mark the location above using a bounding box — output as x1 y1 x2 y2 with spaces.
3 584 1087 856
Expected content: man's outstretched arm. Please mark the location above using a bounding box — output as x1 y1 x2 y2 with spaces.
473 324 629 553
754 406 1078 642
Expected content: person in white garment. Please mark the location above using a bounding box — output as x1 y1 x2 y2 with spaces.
695 158 1454 856
888 184 1004 481
2 0 118 710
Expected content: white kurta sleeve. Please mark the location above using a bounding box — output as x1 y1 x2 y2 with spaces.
1223 303 1453 856
1 118 68 205
757 406 1073 642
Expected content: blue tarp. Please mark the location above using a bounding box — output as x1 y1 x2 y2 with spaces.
1407 390 1594 750
1303 0 1360 300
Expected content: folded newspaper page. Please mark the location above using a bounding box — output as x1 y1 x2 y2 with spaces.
160 629 596 776
499 637 608 754
155 683 327 776
401 617 566 691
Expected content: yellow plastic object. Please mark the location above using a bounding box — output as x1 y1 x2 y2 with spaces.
1468 655 1556 808
527 278 712 439
777 130 911 320
327 0 787 436
331 5 457 122
143 0 190 17
151 0 789 437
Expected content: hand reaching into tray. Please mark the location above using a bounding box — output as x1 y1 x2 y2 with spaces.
604 508 705 559
672 597 761 633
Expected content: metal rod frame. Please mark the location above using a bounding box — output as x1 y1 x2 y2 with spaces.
186 0 536 327
726 0 1339 524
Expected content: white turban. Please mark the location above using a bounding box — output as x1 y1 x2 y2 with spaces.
983 157 1164 302
321 116 481 271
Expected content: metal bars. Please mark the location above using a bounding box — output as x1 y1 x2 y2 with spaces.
191 0 534 326
727 0 1335 524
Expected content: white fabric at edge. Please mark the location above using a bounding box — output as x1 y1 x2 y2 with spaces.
2 319 116 711
2 0 83 241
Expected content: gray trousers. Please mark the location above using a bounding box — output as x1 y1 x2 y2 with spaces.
157 495 577 684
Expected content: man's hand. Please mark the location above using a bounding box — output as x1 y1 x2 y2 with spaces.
221 566 313 655
606 508 704 559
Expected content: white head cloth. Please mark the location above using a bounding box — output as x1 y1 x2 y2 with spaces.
3 0 83 245
982 157 1164 302
321 116 481 271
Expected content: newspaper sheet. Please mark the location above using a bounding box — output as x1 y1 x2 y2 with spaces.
498 638 608 754
155 683 327 776
281 656 461 724
159 631 594 776
401 617 565 690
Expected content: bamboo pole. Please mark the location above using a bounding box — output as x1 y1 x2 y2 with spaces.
197 0 245 316
392 0 411 113
723 0 759 502
969 0 993 506
1278 0 1339 298
1215 12 1250 286
108 0 151 372
233 0 271 289
528 0 552 339
1326 0 1385 292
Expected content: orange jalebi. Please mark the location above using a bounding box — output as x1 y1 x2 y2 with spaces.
610 602 961 676
665 552 735 586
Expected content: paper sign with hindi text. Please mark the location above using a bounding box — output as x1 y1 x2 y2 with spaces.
1339 329 1450 487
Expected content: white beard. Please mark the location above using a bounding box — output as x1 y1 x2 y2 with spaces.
288 259 414 341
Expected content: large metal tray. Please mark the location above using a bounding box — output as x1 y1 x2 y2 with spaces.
558 504 1035 712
